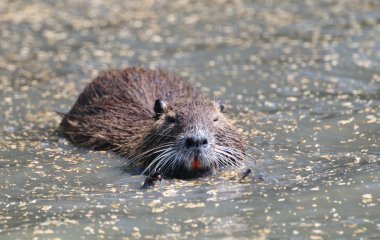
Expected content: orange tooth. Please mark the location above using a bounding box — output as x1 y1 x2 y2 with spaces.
192 156 201 169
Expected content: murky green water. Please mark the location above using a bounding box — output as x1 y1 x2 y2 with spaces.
1 0 379 239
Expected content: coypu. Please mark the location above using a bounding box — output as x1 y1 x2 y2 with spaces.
60 67 249 179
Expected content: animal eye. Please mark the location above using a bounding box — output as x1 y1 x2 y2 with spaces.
166 116 176 123
213 118 218 122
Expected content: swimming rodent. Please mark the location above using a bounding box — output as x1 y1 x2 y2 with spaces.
59 67 249 179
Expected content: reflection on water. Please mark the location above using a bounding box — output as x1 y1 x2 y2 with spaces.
1 0 379 239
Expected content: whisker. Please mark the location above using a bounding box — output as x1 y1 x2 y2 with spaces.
124 143 176 168
141 148 176 175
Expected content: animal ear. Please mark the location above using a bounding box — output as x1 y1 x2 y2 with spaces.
154 99 166 115
216 99 225 113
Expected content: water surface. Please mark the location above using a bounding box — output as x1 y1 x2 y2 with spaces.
1 0 380 239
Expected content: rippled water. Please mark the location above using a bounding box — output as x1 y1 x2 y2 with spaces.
1 0 380 239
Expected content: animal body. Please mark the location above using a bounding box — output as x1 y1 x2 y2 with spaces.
60 68 248 178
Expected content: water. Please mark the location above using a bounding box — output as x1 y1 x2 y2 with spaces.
1 0 380 239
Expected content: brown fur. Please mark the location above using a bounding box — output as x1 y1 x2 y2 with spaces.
60 68 198 150
60 67 247 177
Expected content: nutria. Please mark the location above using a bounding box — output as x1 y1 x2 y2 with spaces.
59 67 249 179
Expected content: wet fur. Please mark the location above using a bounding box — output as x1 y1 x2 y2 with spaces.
60 67 247 178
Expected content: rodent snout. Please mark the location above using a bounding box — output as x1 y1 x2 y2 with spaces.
184 137 208 149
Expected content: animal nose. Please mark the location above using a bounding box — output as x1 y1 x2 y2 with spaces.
184 137 208 148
